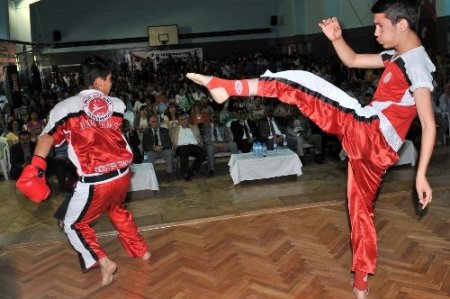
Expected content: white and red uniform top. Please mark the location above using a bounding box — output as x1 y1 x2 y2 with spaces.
44 90 133 176
369 46 435 150
258 46 435 153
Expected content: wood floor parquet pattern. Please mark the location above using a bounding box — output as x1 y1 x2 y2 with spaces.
1 191 449 299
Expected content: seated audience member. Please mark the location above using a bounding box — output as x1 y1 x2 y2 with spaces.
142 115 174 180
437 82 450 113
133 91 146 114
26 110 46 142
5 119 22 147
161 102 179 129
230 108 258 153
273 102 291 118
9 130 36 180
219 101 237 127
175 88 193 111
189 102 211 129
190 86 207 102
198 95 215 117
431 99 448 147
155 89 169 115
0 104 13 133
51 141 77 193
123 106 135 127
257 106 285 150
122 119 142 164
202 113 238 176
133 105 149 133
286 111 323 164
250 97 266 121
170 113 206 181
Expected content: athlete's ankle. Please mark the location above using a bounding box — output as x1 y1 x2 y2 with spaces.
206 77 250 97
354 270 369 291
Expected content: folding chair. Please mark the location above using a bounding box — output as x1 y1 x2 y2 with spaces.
0 137 10 180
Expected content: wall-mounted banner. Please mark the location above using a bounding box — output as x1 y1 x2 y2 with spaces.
130 48 203 70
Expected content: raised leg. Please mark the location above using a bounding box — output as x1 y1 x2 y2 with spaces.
186 73 258 104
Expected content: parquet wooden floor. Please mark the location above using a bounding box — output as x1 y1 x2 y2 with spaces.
1 148 450 298
0 190 449 298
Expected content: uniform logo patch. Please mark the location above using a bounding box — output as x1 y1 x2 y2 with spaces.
83 93 113 121
234 80 243 95
383 72 392 84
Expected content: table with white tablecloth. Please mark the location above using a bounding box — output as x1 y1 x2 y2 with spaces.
228 149 303 185
129 163 159 192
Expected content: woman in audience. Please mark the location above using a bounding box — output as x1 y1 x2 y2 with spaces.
133 91 146 114
26 110 46 142
161 102 179 129
5 119 22 147
189 102 211 129
1 104 13 131
133 104 150 132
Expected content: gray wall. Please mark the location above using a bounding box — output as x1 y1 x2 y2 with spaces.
16 0 450 59
30 0 290 45
0 0 9 39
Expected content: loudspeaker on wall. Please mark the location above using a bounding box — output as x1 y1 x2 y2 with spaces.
53 30 61 42
270 15 278 26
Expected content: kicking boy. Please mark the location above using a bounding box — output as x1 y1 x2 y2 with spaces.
187 0 435 297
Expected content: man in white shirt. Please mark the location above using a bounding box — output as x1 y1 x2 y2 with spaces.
169 113 206 181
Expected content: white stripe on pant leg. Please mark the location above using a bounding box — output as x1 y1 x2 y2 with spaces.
63 183 97 269
260 70 403 152
260 70 365 111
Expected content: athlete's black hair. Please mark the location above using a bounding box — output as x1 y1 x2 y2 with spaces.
80 56 112 87
371 0 418 30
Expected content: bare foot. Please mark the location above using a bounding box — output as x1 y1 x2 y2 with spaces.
99 257 117 287
141 251 151 261
353 288 369 299
186 73 230 104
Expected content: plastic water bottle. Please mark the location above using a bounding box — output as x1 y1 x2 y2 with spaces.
252 142 257 156
283 137 288 150
273 141 278 152
262 143 267 157
256 142 262 157
143 152 149 163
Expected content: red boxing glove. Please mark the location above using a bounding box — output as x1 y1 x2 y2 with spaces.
16 155 51 203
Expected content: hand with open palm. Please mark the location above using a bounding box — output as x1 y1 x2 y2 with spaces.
319 17 343 42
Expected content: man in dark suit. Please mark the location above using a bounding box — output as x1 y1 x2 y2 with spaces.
257 106 285 150
170 113 206 181
50 141 78 193
142 115 174 179
9 130 36 180
122 119 142 164
230 108 258 153
202 113 238 176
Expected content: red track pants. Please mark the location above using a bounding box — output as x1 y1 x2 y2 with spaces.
257 70 399 274
63 171 148 271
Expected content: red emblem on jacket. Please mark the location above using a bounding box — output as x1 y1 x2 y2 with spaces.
83 93 113 121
